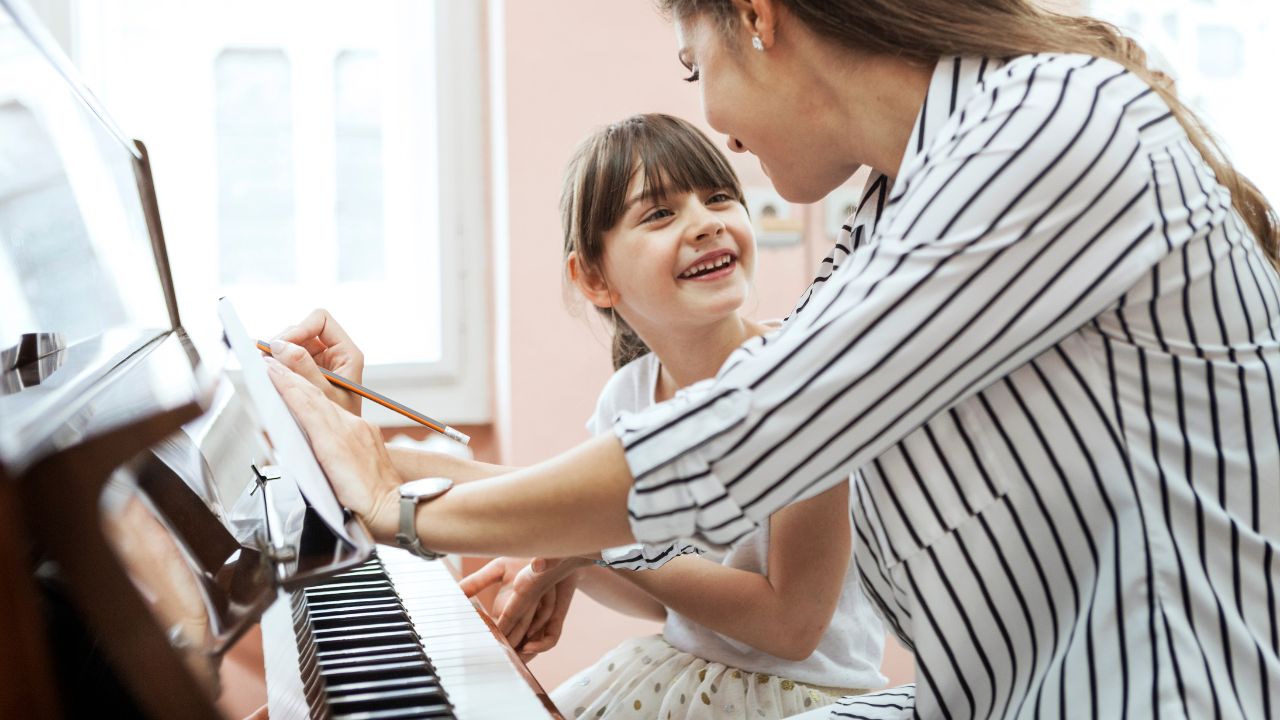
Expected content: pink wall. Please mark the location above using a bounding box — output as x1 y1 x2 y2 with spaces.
491 0 914 695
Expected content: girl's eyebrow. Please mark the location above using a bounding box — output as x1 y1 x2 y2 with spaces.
623 191 664 215
622 193 646 215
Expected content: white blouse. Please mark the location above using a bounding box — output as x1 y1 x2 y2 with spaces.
588 353 887 691
606 54 1280 719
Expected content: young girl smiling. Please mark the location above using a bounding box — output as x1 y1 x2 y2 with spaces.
487 113 886 719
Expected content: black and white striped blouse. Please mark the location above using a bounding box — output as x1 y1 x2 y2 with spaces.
607 54 1280 718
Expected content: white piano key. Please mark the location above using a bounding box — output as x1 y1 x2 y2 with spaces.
265 546 556 720
378 546 554 719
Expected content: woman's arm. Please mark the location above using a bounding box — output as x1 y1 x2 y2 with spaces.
387 447 519 484
611 482 850 660
267 358 639 557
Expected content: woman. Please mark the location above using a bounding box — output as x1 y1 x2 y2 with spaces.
266 0 1280 717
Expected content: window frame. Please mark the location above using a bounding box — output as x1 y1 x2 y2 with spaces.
71 0 491 425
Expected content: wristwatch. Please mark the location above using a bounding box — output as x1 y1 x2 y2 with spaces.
396 476 453 560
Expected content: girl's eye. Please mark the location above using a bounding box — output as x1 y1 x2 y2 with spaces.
682 67 700 83
707 192 734 204
642 208 674 223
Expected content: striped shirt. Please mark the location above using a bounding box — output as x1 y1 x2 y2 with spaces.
608 54 1280 719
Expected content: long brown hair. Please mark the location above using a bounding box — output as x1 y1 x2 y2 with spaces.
657 0 1279 268
561 113 746 369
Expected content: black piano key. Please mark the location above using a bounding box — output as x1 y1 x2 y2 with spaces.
315 642 425 661
328 686 448 709
316 650 426 669
288 552 455 720
331 705 454 720
324 677 442 696
318 660 435 682
309 610 408 631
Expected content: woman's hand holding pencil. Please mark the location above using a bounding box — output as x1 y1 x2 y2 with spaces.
265 309 470 445
270 309 366 416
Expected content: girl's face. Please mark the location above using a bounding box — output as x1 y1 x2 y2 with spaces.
598 171 755 338
674 12 857 203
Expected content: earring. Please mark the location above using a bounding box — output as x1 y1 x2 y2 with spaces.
751 34 764 51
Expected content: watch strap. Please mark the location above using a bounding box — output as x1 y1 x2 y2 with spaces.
397 496 445 560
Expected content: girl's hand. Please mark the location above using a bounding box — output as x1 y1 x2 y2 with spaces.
271 309 365 416
265 355 402 540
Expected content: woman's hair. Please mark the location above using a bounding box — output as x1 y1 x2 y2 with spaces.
561 113 746 369
656 0 1279 269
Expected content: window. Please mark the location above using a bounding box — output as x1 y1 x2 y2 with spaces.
1088 0 1280 203
74 0 489 423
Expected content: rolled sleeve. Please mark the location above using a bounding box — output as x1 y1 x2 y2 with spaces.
615 386 762 550
614 58 1165 555
828 685 916 719
596 541 703 571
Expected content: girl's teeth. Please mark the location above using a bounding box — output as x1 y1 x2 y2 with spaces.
682 255 733 278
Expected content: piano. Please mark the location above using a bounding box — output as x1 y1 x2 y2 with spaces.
0 1 557 717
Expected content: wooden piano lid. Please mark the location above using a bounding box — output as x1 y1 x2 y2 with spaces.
0 1 373 716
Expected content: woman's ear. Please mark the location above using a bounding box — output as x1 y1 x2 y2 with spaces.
567 252 616 309
732 0 777 49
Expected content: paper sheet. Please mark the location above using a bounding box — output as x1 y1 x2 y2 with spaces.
218 298 354 544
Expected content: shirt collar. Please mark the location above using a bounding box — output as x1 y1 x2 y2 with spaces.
895 56 999 182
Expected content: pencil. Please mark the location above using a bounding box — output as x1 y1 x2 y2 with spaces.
256 339 471 446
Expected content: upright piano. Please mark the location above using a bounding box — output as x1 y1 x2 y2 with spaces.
0 1 556 717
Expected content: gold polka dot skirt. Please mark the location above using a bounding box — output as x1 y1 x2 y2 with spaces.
550 635 858 720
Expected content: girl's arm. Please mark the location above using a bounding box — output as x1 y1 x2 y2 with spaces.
573 565 668 622
612 482 851 661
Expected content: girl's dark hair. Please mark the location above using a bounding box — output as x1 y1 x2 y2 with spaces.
656 0 1278 269
561 113 745 369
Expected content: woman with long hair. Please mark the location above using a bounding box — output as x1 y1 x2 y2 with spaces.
266 1 1280 716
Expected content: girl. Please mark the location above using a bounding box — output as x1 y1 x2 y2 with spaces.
478 113 886 719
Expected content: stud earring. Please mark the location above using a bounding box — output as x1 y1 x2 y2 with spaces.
751 34 764 51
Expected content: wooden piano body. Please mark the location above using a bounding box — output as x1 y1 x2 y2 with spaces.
0 1 556 717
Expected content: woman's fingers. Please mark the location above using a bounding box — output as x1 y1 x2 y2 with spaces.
269 338 362 416
528 556 589 582
503 603 537 648
265 357 401 537
495 586 539 636
525 585 557 639
458 560 504 598
268 340 329 390
529 557 558 573
275 309 365 382
496 563 554 636
518 577 577 656
543 576 578 638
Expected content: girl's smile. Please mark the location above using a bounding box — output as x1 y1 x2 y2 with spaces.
597 176 756 343
677 249 738 281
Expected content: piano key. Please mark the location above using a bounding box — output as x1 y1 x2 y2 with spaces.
331 706 454 720
377 548 553 719
265 547 555 719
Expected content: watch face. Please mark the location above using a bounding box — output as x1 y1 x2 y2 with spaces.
400 476 453 499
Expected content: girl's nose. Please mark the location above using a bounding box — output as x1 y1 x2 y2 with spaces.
689 206 725 243
726 136 747 154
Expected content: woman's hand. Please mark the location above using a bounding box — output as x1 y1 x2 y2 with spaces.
272 309 365 416
460 557 588 659
265 355 402 540
459 557 531 622
510 568 580 661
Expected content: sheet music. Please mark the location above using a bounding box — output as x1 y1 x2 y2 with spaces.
218 298 354 544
